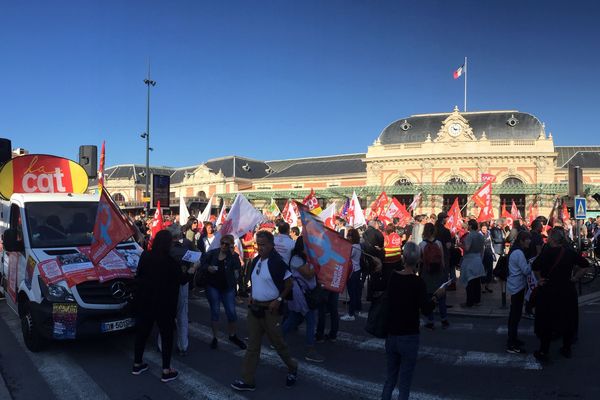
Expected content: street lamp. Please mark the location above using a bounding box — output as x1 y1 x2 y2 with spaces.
142 70 156 212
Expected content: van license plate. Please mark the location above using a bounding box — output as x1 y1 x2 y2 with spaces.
101 318 135 332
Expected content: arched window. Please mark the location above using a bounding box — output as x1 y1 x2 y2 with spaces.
112 193 125 202
197 191 207 200
502 177 524 186
394 178 413 186
443 177 467 210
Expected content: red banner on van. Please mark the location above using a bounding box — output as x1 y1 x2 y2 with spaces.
0 154 89 199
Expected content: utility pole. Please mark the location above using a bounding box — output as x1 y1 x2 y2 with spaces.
142 62 156 212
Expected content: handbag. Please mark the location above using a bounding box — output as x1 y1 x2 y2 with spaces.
493 254 509 280
365 293 389 338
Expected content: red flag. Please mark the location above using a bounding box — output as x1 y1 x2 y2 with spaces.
384 197 403 219
98 140 106 189
445 198 463 234
472 181 492 209
148 201 164 249
528 203 539 226
396 203 412 228
481 173 496 183
282 200 299 226
501 201 514 227
302 188 322 214
369 191 389 218
560 201 570 222
297 202 352 294
90 188 136 264
511 200 522 220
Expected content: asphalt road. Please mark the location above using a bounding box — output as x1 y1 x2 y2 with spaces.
1 295 599 400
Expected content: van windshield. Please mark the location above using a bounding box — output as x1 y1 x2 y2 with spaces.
25 201 100 248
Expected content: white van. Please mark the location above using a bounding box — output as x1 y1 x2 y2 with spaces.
0 155 141 352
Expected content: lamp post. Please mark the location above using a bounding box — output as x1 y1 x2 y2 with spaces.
142 67 156 212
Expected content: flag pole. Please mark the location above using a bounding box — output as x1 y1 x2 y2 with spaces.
464 56 467 112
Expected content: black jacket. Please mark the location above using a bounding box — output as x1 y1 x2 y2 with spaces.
201 248 241 290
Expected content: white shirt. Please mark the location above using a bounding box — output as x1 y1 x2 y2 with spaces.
273 234 295 265
251 257 292 301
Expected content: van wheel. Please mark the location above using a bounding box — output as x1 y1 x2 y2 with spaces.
21 301 46 352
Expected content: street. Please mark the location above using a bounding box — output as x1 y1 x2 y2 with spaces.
1 296 599 400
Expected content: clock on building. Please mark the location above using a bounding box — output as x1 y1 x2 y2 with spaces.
448 123 462 137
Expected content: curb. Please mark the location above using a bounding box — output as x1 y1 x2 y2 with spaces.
446 290 600 318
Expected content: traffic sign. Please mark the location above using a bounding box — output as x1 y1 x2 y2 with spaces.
574 196 587 219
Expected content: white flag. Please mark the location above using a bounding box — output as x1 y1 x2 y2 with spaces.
347 191 366 228
408 192 422 211
282 200 299 227
179 194 190 225
198 195 214 222
317 202 337 229
208 194 265 251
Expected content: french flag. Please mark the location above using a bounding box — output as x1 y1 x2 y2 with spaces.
453 64 464 79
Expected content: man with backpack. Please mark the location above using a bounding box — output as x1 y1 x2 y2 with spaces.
419 223 449 329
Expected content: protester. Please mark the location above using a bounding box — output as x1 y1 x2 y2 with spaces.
132 229 182 382
434 212 454 285
383 223 402 271
281 238 324 362
182 217 199 250
200 234 246 350
532 228 590 362
381 242 443 400
480 223 495 293
198 221 217 253
341 228 364 321
459 219 486 307
274 221 295 264
316 285 340 343
239 229 256 298
419 223 448 329
506 230 532 354
231 230 298 391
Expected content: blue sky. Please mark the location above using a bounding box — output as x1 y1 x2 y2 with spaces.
1 0 599 168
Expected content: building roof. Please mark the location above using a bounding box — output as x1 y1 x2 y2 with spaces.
378 110 545 145
264 158 366 179
555 146 600 168
266 153 366 173
563 151 600 169
204 156 271 180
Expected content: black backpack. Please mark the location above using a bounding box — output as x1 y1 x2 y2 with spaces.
493 254 509 280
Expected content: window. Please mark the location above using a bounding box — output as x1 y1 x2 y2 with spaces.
197 191 207 200
394 178 412 186
500 178 525 217
443 177 468 211
112 193 125 202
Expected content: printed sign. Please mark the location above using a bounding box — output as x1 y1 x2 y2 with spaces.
152 174 170 208
52 303 78 339
574 197 587 220
0 154 89 200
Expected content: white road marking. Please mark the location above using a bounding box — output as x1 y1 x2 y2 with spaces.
188 322 456 400
0 307 111 400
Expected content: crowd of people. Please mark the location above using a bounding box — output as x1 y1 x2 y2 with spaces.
128 206 600 399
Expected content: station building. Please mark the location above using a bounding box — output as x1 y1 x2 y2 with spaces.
100 107 600 218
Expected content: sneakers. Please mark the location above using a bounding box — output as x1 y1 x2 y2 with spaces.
357 311 369 319
506 345 527 354
210 337 218 349
340 314 356 321
161 369 179 383
424 322 435 330
229 335 247 350
441 320 450 329
231 379 256 391
324 334 337 343
131 363 148 375
285 371 297 388
523 312 535 320
305 348 325 363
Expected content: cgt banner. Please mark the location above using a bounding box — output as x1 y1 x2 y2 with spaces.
0 154 89 199
297 202 352 294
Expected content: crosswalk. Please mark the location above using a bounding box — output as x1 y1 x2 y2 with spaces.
0 297 545 400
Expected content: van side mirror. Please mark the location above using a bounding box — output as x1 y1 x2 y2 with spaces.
2 228 24 252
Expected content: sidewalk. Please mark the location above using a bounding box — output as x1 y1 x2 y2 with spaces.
444 277 600 318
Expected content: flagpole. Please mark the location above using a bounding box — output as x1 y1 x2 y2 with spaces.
464 56 467 112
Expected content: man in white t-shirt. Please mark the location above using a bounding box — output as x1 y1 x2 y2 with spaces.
273 222 295 265
231 230 297 392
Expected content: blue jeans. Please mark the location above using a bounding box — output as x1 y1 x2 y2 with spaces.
282 310 317 346
205 286 237 322
317 290 339 339
347 271 363 316
382 335 419 400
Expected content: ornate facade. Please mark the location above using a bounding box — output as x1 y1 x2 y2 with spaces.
99 108 600 218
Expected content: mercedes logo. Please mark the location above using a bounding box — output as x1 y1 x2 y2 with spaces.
110 281 127 299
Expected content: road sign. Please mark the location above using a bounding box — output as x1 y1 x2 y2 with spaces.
574 196 587 219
